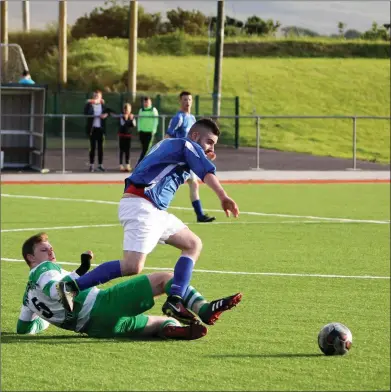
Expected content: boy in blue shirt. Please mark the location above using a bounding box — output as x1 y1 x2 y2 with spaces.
166 91 215 223
57 118 241 325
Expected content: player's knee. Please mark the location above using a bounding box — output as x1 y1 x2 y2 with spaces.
163 271 174 284
188 178 198 187
130 264 144 275
122 263 142 275
120 258 144 276
148 272 173 296
188 234 203 254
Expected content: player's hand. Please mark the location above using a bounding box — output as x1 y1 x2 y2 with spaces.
100 113 108 119
82 250 94 261
76 251 94 276
221 196 239 218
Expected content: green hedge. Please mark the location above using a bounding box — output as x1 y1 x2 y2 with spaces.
220 40 390 58
9 31 390 65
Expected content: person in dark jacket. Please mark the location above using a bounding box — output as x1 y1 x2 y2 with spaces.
84 90 114 172
118 103 136 172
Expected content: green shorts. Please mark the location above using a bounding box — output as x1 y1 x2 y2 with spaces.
85 275 155 338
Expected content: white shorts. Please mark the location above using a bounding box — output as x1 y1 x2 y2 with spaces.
189 170 199 182
118 197 187 254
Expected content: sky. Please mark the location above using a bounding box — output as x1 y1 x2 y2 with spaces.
5 1 391 36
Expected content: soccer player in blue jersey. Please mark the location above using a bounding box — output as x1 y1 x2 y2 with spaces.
57 118 241 324
166 91 215 223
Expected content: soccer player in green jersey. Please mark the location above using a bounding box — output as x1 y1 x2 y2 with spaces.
17 232 207 340
17 233 241 339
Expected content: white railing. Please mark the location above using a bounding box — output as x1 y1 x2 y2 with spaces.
1 113 390 173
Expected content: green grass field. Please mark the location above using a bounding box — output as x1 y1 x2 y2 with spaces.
1 183 390 391
33 38 391 162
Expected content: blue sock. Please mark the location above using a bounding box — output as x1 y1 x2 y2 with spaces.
75 260 122 291
170 256 194 298
192 200 204 218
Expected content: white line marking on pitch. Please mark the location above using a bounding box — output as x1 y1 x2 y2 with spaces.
1 220 386 234
1 258 389 280
1 194 389 224
1 224 119 233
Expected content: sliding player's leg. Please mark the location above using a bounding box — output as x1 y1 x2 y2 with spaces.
164 277 242 326
84 273 206 340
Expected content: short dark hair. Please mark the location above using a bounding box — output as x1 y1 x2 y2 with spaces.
22 232 48 265
22 70 30 77
179 91 192 98
143 96 152 101
191 118 220 137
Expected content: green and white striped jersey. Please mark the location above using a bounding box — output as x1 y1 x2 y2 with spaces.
17 261 99 334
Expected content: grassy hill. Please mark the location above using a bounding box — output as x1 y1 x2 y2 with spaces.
139 55 390 163
29 38 390 163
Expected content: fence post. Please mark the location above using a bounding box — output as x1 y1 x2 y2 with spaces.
61 114 66 174
256 116 260 170
53 92 58 114
120 92 124 110
234 96 239 149
156 94 161 112
161 115 166 141
195 95 200 116
352 116 357 170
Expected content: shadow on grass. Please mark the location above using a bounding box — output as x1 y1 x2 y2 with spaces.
207 353 324 359
0 332 167 344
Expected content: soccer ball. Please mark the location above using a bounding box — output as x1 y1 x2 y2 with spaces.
318 322 352 356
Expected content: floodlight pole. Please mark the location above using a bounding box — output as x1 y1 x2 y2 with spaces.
58 0 67 88
213 0 225 116
22 1 30 32
128 0 138 103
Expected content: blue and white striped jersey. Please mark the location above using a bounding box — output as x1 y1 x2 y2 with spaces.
166 111 196 139
124 138 216 210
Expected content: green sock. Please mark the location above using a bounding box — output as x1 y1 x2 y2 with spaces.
164 278 208 315
164 278 173 295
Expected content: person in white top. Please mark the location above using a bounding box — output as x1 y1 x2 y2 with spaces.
83 90 114 172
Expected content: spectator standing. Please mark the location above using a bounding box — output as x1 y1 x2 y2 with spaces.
84 90 114 172
137 96 159 164
118 103 136 172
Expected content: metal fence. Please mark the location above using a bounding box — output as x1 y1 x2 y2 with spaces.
252 115 390 171
46 92 239 118
44 92 239 146
1 113 390 173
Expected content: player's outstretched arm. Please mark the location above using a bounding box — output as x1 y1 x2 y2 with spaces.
16 306 50 335
75 251 93 276
204 173 239 218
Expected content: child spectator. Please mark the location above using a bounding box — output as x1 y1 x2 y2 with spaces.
118 103 136 172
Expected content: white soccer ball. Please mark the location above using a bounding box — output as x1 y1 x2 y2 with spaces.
318 322 352 356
